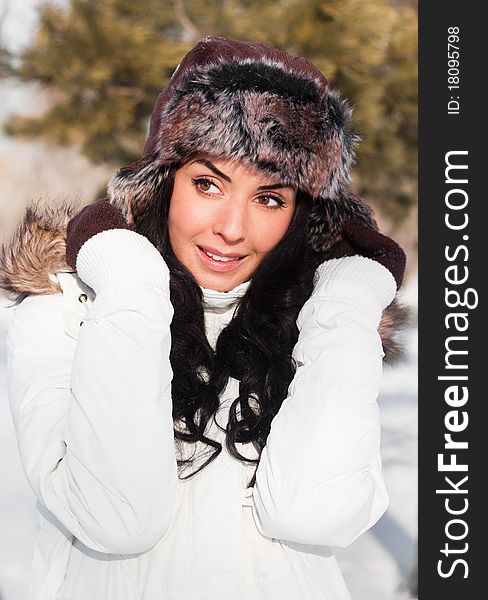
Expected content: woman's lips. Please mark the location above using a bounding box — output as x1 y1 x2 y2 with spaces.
196 245 246 272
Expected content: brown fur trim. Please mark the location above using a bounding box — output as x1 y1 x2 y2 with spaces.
379 298 413 365
108 157 172 227
0 198 80 302
306 192 379 254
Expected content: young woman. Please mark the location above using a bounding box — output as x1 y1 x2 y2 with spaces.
2 36 406 599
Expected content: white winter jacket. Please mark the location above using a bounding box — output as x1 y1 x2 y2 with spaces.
6 228 397 600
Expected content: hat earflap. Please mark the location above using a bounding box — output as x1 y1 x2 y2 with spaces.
306 192 378 255
107 155 173 227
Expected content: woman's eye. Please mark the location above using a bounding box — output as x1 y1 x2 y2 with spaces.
257 195 285 210
192 177 220 195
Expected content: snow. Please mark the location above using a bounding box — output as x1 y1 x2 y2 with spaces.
0 278 418 599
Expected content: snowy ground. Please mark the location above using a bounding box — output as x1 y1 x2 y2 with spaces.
0 279 417 600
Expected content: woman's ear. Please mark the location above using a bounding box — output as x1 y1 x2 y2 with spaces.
107 155 173 227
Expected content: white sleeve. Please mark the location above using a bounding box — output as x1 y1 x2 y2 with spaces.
251 255 397 548
7 229 177 555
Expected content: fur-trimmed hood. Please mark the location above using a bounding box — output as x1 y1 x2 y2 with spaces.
0 199 79 299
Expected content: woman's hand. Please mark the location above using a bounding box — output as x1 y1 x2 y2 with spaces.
325 219 406 291
66 198 130 271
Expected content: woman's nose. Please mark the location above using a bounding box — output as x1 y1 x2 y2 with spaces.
212 200 247 243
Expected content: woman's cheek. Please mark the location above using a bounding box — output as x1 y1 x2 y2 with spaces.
254 215 291 253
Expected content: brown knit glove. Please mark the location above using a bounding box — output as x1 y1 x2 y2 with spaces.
66 198 131 271
326 219 406 291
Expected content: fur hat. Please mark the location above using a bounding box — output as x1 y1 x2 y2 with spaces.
108 36 377 253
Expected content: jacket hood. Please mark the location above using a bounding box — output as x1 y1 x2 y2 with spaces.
0 198 410 364
0 198 78 300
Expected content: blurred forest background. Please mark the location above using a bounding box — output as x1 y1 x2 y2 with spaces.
0 0 417 268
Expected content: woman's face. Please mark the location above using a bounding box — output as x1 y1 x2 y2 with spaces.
168 153 297 292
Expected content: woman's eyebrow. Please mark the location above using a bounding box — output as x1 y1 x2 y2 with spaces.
190 159 232 182
190 158 291 190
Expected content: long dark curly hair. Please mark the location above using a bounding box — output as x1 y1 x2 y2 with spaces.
135 161 322 485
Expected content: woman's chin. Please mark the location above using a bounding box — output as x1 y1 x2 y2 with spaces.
196 274 242 292
191 267 250 292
